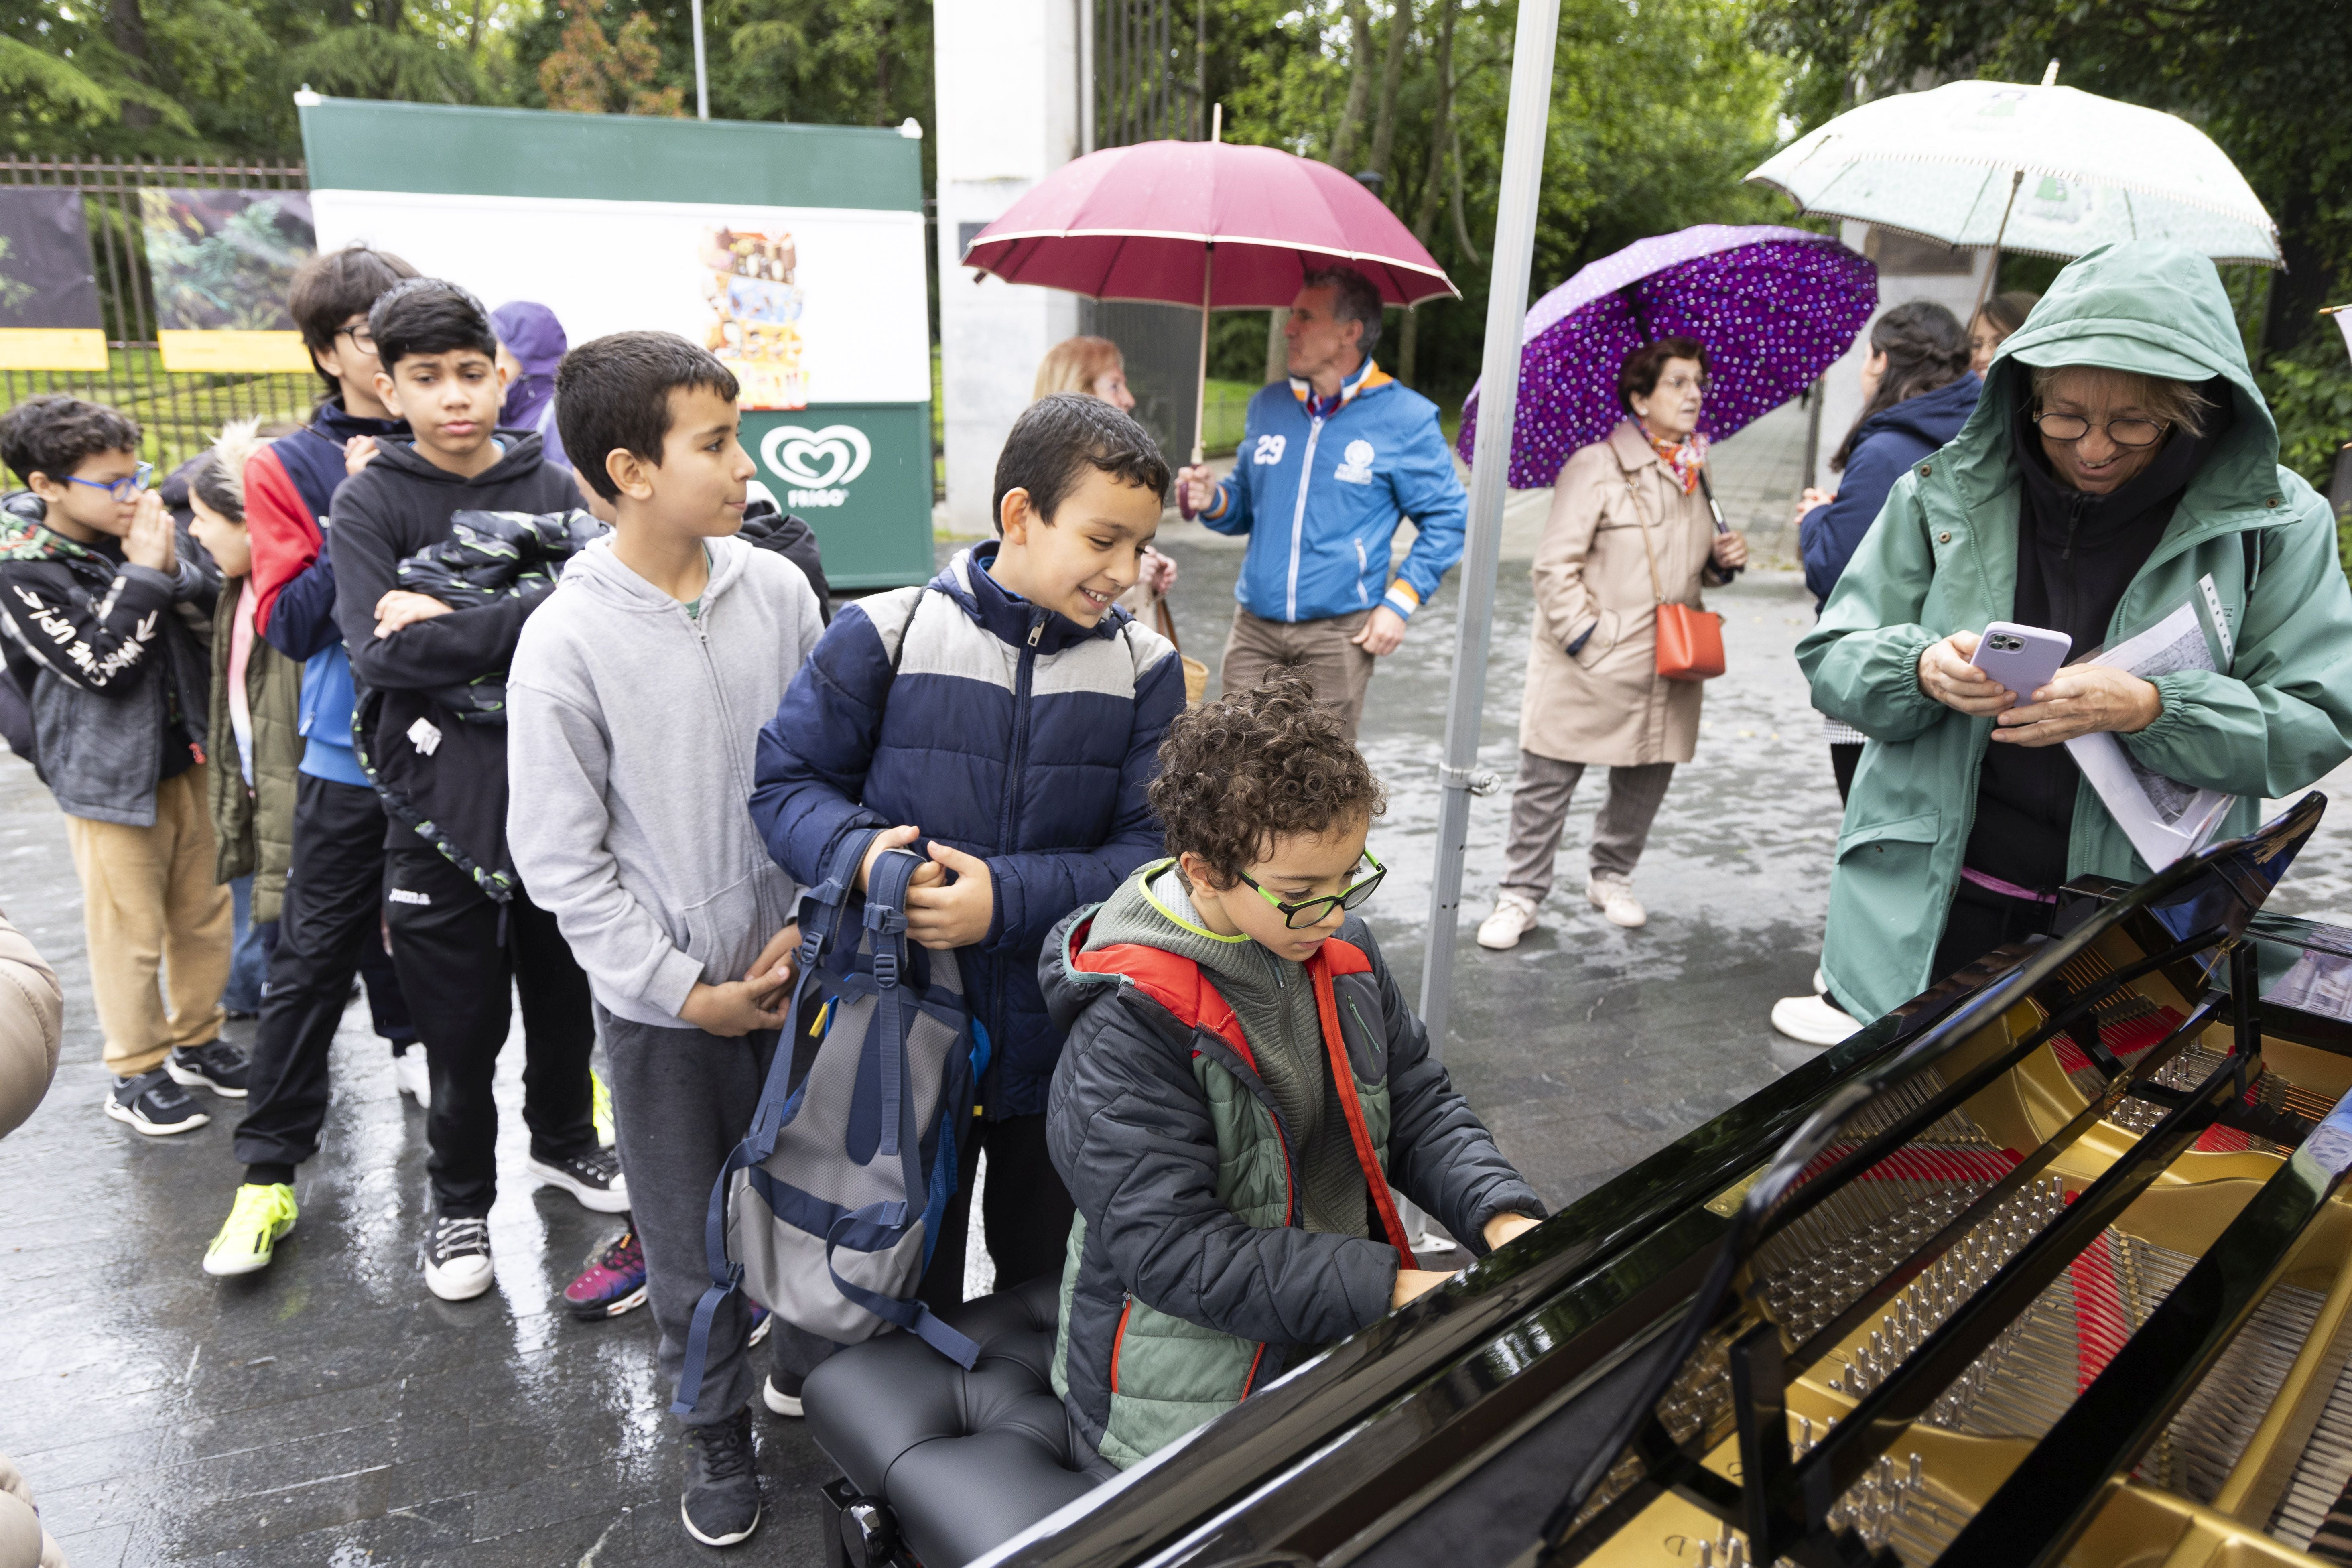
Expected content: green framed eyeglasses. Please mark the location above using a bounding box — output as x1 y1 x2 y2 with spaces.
1237 851 1387 930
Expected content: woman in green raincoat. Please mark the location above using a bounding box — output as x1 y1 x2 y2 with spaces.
1798 242 2352 1026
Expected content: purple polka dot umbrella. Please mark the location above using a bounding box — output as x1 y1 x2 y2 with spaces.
1458 224 1877 489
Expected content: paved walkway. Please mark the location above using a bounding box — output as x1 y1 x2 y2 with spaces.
8 386 2349 1561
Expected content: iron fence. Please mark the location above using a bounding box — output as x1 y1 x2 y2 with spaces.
0 156 318 475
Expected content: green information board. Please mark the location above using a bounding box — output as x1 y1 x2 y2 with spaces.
741 405 935 589
301 97 936 588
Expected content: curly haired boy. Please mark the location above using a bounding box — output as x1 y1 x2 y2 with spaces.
1039 675 1544 1468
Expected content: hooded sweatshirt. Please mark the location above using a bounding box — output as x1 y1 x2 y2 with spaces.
1084 864 1370 1237
328 431 585 892
507 534 825 1028
1966 398 2226 892
1801 372 1981 609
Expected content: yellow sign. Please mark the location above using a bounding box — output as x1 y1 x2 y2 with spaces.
0 329 109 372
157 330 314 374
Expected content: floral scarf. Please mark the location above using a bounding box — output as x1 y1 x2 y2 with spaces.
1640 423 1708 495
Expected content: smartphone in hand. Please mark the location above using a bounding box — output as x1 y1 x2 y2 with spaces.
1969 621 2072 697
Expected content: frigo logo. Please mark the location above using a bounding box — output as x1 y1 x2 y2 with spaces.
760 424 873 508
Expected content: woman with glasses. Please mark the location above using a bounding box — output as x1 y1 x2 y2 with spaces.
1043 678 1542 1468
1479 336 1749 948
1798 243 2352 1030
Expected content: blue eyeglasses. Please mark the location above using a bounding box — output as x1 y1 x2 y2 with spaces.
68 462 155 502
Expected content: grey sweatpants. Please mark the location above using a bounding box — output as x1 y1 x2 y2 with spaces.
1498 752 1676 902
600 1005 839 1424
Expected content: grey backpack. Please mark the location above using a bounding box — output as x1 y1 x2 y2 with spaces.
671 832 985 1414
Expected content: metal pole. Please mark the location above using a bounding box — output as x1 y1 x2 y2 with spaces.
1415 0 1559 1053
1079 0 1095 154
689 0 710 119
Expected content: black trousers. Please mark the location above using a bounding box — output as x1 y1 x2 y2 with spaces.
234 774 417 1175
382 845 598 1216
1932 877 2063 985
916 1112 1075 1310
1830 742 1863 806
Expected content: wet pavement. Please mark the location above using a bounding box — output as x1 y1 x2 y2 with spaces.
6 406 2350 1562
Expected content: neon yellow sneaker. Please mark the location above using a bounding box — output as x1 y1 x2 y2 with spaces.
203 1182 297 1277
591 1067 615 1148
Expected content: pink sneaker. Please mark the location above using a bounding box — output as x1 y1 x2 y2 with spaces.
563 1226 647 1320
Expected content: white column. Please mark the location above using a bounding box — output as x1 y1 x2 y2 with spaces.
1810 220 1997 493
934 0 1084 535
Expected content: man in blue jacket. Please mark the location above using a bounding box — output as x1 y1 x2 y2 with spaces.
1176 265 1468 739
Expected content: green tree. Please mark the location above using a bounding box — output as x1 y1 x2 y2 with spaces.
1207 0 1787 401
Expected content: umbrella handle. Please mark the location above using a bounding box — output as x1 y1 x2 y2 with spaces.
1193 243 1213 469
1969 169 2025 330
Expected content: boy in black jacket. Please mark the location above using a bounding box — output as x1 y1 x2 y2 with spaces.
328 279 622 1301
0 396 247 1135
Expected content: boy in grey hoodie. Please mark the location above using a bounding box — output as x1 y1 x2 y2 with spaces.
506 332 825 1551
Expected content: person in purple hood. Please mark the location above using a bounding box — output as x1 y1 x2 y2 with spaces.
493 301 570 471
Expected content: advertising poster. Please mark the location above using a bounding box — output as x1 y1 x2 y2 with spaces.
302 97 932 586
0 189 106 371
140 189 317 372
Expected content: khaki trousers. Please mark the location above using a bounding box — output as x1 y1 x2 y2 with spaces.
62 767 232 1076
1219 607 1377 741
1498 751 1676 902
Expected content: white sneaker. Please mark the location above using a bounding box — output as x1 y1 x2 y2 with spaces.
1812 967 1828 996
1475 893 1540 950
1586 875 1646 928
424 1213 494 1301
1771 993 1860 1048
392 1046 431 1107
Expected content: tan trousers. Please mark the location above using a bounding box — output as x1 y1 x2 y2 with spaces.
62 767 232 1076
1498 751 1676 902
1219 607 1377 741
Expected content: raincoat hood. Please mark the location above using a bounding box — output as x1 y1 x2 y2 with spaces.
1945 243 2280 519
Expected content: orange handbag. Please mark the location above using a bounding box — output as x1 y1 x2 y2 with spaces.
1634 482 1726 682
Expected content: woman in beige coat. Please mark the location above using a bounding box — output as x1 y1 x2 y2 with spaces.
1478 337 1747 944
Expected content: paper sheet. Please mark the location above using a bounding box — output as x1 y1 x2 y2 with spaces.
2063 585 2236 870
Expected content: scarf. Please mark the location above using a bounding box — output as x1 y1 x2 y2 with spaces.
1641 423 1708 495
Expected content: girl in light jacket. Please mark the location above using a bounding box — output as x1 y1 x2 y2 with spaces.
1478 337 1748 947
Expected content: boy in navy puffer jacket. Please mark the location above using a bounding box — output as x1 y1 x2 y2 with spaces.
750 394 1184 1306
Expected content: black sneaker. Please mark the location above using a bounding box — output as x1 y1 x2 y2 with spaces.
680 1407 762 1547
527 1146 630 1213
423 1212 495 1301
167 1040 251 1098
106 1068 210 1136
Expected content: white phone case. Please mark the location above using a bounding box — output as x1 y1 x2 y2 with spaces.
1970 621 2073 696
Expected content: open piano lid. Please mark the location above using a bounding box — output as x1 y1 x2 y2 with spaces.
978 792 2352 1568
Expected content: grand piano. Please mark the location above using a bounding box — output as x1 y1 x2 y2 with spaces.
812 792 2352 1568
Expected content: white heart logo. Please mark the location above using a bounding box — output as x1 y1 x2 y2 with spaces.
762 424 872 489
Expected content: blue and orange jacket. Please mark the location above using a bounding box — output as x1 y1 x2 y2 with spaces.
1198 359 1469 625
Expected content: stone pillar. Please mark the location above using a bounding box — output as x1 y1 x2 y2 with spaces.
934 0 1085 535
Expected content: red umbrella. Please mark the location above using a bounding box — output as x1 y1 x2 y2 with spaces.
963 118 1458 463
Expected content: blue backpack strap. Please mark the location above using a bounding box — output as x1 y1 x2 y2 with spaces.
670 829 874 1415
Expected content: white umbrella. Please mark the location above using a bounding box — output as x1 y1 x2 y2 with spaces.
1746 68 2281 302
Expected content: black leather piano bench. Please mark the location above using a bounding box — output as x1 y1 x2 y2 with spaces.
806 1276 1120 1568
